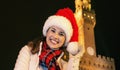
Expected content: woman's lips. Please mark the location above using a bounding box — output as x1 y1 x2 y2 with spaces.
50 38 59 45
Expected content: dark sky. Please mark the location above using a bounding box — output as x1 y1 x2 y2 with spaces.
95 0 119 70
0 0 119 70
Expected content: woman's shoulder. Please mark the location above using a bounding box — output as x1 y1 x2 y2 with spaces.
14 45 32 70
19 45 32 55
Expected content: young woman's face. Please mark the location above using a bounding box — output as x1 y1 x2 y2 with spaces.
46 26 66 49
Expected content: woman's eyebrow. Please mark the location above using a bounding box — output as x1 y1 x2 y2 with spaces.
51 27 56 30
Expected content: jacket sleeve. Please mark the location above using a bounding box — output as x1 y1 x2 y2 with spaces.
66 45 85 70
14 45 31 70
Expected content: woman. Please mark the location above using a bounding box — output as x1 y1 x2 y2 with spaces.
14 7 83 70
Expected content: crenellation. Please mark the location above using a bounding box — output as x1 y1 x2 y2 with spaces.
97 55 102 60
80 57 115 70
80 54 116 70
111 58 114 62
106 57 110 61
102 56 106 61
96 55 115 63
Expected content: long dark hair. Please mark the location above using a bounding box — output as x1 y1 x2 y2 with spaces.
27 36 46 54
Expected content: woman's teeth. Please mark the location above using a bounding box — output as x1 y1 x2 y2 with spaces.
51 39 58 44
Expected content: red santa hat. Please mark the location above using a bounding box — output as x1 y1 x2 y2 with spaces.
43 8 79 55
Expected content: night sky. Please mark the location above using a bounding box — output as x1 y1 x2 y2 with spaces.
0 0 119 70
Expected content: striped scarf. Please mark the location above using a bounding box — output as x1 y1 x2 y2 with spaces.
39 42 62 70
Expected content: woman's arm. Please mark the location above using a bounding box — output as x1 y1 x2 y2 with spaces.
66 45 85 70
14 45 31 70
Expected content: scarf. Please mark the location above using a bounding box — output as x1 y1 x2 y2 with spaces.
39 42 62 70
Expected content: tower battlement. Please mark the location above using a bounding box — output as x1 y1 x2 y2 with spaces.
97 55 114 62
80 55 115 70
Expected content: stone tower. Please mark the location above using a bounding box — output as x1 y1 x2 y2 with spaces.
74 0 116 70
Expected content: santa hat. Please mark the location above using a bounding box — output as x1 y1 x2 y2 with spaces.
43 8 79 55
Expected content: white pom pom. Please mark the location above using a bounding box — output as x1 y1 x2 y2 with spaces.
67 42 79 55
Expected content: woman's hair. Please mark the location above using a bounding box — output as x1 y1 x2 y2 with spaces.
27 36 46 54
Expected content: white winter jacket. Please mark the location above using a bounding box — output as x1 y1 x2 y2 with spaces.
14 42 83 70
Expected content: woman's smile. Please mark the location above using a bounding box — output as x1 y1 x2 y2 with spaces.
49 37 59 45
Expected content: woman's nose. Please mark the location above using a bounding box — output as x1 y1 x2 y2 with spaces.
54 33 59 39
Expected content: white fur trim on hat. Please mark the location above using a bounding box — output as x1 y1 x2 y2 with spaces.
43 15 73 45
67 42 79 55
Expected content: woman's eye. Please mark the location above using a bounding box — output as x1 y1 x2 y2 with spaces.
59 32 65 36
51 29 55 33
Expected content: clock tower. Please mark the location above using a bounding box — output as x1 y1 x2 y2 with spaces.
74 0 96 58
74 0 115 70
83 10 96 57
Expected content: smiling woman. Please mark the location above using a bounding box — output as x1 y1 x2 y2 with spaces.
14 8 84 70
